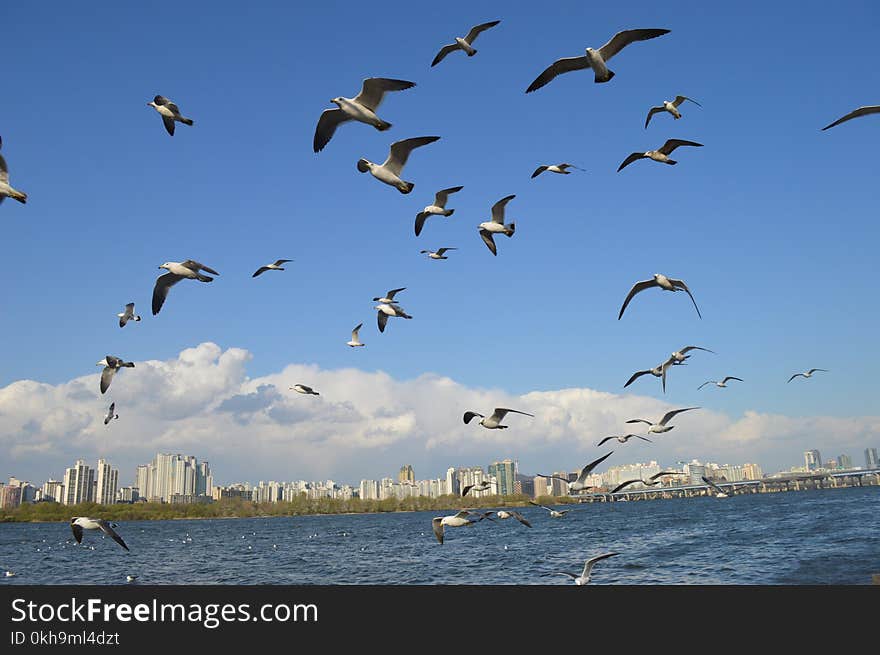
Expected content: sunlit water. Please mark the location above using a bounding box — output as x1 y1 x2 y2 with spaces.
1 486 877 585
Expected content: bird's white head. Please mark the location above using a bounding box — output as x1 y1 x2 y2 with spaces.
158 262 172 271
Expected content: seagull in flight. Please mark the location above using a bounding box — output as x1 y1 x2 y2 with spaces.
618 139 703 172
0 135 27 204
531 163 585 178
104 402 119 426
97 355 135 395
645 95 702 128
494 510 532 527
537 451 614 494
463 407 534 429
152 260 219 315
70 518 130 551
462 481 493 496
252 259 292 278
525 28 670 92
431 20 501 67
357 136 440 194
478 195 517 256
528 501 570 518
117 303 140 328
420 247 457 260
626 407 699 434
347 323 365 347
596 434 652 447
313 78 416 152
821 106 880 131
147 95 193 136
624 356 682 393
701 476 730 498
609 471 678 494
373 287 406 304
375 303 412 333
618 273 701 319
555 552 619 585
431 510 482 544
698 376 743 390
670 345 715 364
290 384 319 395
788 368 828 383
415 186 463 236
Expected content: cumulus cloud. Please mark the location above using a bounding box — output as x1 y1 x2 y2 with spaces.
1 343 877 485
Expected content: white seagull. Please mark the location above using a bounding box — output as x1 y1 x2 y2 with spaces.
290 384 319 395
701 476 729 498
670 345 715 364
555 552 619 585
373 287 406 304
821 106 880 131
117 303 140 328
0 136 27 204
624 356 681 393
252 259 292 278
525 28 670 92
618 273 701 319
596 434 652 447
431 510 482 544
531 163 585 178
537 451 614 494
97 355 135 395
313 78 416 152
463 407 534 429
626 407 700 434
462 481 492 496
420 247 457 260
478 195 517 256
70 517 130 551
357 136 440 194
788 368 828 383
609 471 678 493
431 20 501 67
152 260 219 315
375 303 412 333
415 186 463 236
126 575 138 583
698 376 743 390
618 139 703 172
528 501 570 518
645 95 702 128
104 402 119 426
347 323 365 347
494 510 532 527
147 95 193 136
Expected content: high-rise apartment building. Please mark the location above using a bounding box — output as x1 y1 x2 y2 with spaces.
837 454 852 470
94 458 119 505
865 448 878 469
488 459 516 496
533 476 549 498
804 450 822 471
135 454 213 503
398 465 415 484
62 459 94 505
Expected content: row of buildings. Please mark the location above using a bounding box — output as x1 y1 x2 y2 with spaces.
803 448 878 472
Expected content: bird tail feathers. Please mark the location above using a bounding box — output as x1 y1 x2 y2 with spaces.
444 209 454 217
398 181 415 194
181 117 194 126
665 159 677 165
376 120 392 131
595 69 615 83
505 222 515 236
9 190 27 203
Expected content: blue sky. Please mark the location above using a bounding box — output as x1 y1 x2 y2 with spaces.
1 0 878 483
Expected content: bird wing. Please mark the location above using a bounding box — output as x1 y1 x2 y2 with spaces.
681 346 714 355
525 55 590 93
461 485 474 496
787 373 804 383
618 279 657 319
624 369 652 388
649 471 677 480
385 287 406 300
644 106 664 129
668 278 702 318
633 434 653 442
436 248 456 256
698 381 714 390
377 311 388 333
617 152 646 172
100 366 116 394
511 512 532 527
313 108 349 153
531 165 549 178
701 476 725 494
808 368 828 374
821 106 880 130
463 411 483 424
578 451 614 482
0 153 7 181
152 272 183 315
181 260 219 275
658 139 703 155
431 44 460 67
354 78 416 112
431 518 444 544
272 259 292 266
479 229 497 256
351 323 362 340
582 552 619 577
673 95 701 108
252 266 270 277
659 406 699 426
610 479 641 493
625 418 652 426
536 473 572 484
159 97 181 114
722 377 743 384
528 500 553 512
464 20 501 44
491 194 516 223
98 520 130 551
384 136 440 176
597 28 670 61
125 303 135 314
454 510 472 519
71 522 84 544
492 408 534 421
161 115 176 136
435 186 463 207
415 212 429 236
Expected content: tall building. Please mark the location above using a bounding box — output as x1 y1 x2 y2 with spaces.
742 463 763 480
804 450 822 471
94 459 119 505
550 471 569 496
445 467 458 496
41 480 64 503
865 448 879 469
398 465 415 484
135 453 213 502
684 460 706 485
837 454 852 470
62 459 94 505
488 459 516 496
533 476 549 498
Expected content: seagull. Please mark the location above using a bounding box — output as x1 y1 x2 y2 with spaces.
373 287 406 304
617 139 703 172
152 260 219 315
313 78 416 152
528 501 570 518
701 476 729 498
126 575 138 583
698 376 743 390
821 106 880 131
431 20 501 66
618 273 701 319
347 323 365 347
97 355 135 394
415 186 463 236
609 471 678 493
252 259 292 278
670 345 715 364
375 303 412 333
4 571 15 577
147 95 193 136
117 303 140 328
788 368 828 383
537 451 614 494
431 510 481 544
624 356 682 393
626 407 700 434
290 384 319 395
70 518 129 551
645 96 702 128
531 163 585 178
494 510 532 527
555 552 619 585
357 136 440 194
420 247 457 260
525 28 670 92
463 407 534 429
104 402 119 426
462 481 493 496
0 136 27 204
478 195 517 256
596 434 652 447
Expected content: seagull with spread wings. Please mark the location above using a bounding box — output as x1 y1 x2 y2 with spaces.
821 106 880 131
252 259 292 278
618 273 701 319
618 139 703 172
375 303 412 333
152 260 219 315
494 510 532 527
531 163 585 178
478 195 517 256
537 452 614 494
698 376 743 390
70 517 130 551
373 287 406 304
462 481 493 497
528 501 570 518
290 384 319 395
415 186 463 236
596 434 652 447
357 136 440 194
463 407 534 429
609 471 678 494
624 356 682 393
645 95 702 128
431 510 482 544
525 28 670 92
555 552 619 585
788 368 828 383
670 345 715 364
626 407 700 434
103 402 119 426
347 323 365 348
421 247 457 260
313 78 416 152
147 95 193 136
0 136 27 204
431 20 501 66
117 303 140 328
701 476 730 498
97 356 135 395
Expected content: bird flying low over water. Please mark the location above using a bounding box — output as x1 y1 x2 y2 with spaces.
531 163 585 178
357 136 440 194
117 303 140 328
698 376 743 390
478 195 517 256
152 260 219 315
431 510 482 544
555 552 619 585
375 303 412 332
596 434 652 447
415 186 463 236
0 136 27 204
525 28 670 92
97 356 134 394
290 384 319 395
147 96 193 136
626 407 699 434
431 20 501 67
104 402 119 426
618 273 701 319
462 481 492 496
463 407 534 429
609 471 678 494
494 510 532 527
70 517 129 551
528 501 570 518
421 247 457 260
701 476 730 498
313 78 416 152
617 139 703 172
788 368 828 383
347 323 365 347
252 259 292 278
537 451 614 494
821 106 880 131
645 96 702 128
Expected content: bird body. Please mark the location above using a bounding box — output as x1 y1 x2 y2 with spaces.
0 136 27 204
415 186 463 235
97 356 134 394
357 136 439 194
698 376 743 390
347 323 365 347
618 139 703 171
528 501 570 518
462 481 492 496
701 476 730 498
431 21 501 66
147 96 193 136
117 303 140 328
645 96 701 128
556 552 618 585
596 434 652 447
670 345 714 364
618 273 701 319
463 407 533 429
431 510 479 544
478 195 517 255
70 517 129 551
788 368 828 383
252 259 292 278
531 163 584 178
290 384 319 395
421 247 456 259
624 356 680 393
494 510 532 527
375 303 412 332
152 260 218 315
626 407 699 434
609 471 677 494
104 402 118 426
